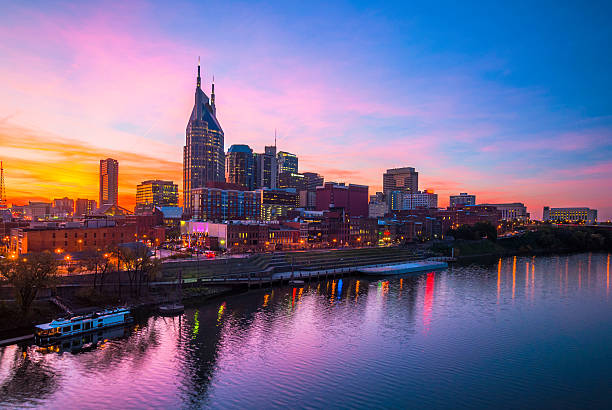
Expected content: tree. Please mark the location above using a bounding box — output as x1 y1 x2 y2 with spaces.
0 252 59 316
81 247 116 292
117 244 160 298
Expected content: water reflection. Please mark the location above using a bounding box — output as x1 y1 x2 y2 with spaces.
1 253 611 409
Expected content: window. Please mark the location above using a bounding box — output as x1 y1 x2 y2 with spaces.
73 324 81 330
62 326 70 332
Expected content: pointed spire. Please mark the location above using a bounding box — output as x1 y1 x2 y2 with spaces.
211 74 215 106
197 56 201 89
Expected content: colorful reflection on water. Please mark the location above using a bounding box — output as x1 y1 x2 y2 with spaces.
1 252 611 409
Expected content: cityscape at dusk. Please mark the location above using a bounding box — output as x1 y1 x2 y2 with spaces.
1 2 611 409
1 1 610 219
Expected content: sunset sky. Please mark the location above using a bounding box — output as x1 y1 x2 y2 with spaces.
1 1 611 219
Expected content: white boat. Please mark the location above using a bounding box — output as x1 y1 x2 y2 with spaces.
35 308 133 344
357 261 448 276
158 303 184 315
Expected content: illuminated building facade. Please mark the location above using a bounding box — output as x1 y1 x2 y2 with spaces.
383 167 418 194
190 187 261 221
480 203 529 221
136 180 179 213
75 199 97 217
225 144 255 190
183 61 225 212
260 189 299 221
277 151 298 174
450 193 476 207
99 158 119 207
543 206 597 224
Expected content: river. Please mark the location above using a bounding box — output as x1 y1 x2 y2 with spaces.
1 252 611 409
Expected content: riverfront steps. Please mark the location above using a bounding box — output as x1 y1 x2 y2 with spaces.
161 246 431 279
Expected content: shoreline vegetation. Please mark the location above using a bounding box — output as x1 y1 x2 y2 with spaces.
1 224 611 341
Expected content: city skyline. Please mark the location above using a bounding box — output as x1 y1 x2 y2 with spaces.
1 1 611 219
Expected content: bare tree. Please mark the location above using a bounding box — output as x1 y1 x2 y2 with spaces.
0 252 59 317
117 245 160 299
81 247 116 292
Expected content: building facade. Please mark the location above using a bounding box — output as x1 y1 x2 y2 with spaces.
254 146 278 189
75 199 97 217
9 220 137 255
260 189 299 221
190 187 261 222
543 206 597 224
136 180 179 213
450 193 476 207
277 151 298 174
316 182 369 217
183 62 225 212
225 144 255 190
390 190 438 210
480 203 529 221
53 197 74 216
99 158 119 207
383 167 418 194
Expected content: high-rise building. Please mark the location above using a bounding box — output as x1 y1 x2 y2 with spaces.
190 187 261 222
302 172 324 191
53 197 74 215
543 207 597 224
383 167 418 194
136 180 179 213
0 161 6 209
183 60 225 213
278 172 306 191
260 188 300 221
254 146 278 189
99 158 118 207
75 199 97 217
277 151 298 174
450 193 476 207
225 144 255 190
368 192 388 218
316 182 369 217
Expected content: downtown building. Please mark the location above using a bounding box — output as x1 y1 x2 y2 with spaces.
450 193 476 208
479 203 529 221
183 62 225 214
135 180 179 214
315 182 369 217
225 144 255 190
99 158 118 207
75 199 97 217
542 206 597 224
254 146 278 189
383 167 418 194
390 190 438 211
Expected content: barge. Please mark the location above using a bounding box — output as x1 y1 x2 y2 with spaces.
357 261 448 276
35 307 133 344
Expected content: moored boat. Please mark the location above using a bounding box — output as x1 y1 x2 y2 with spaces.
358 261 447 276
35 307 133 344
158 303 184 315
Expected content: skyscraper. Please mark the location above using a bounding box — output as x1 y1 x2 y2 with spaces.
225 144 255 190
99 158 118 207
0 161 6 209
277 151 298 174
183 59 225 213
383 167 418 194
254 145 278 189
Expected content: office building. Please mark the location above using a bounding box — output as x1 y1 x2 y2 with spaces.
368 192 388 218
278 172 306 191
225 144 255 190
383 167 418 194
23 201 52 220
480 203 529 221
183 60 225 212
316 182 369 217
53 197 74 216
254 146 278 189
302 172 324 191
190 187 261 222
99 158 119 207
450 193 476 207
260 189 300 221
136 179 178 211
390 190 438 210
277 151 298 174
75 199 97 217
543 207 597 224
